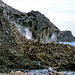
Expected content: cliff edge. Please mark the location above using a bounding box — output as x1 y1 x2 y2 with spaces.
0 0 75 42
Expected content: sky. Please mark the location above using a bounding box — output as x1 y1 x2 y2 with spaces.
2 0 75 36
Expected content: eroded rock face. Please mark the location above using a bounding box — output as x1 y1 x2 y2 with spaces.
1 1 75 42
2 4 60 42
1 0 75 42
58 31 75 42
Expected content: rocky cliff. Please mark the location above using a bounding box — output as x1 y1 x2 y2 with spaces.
58 31 75 42
0 0 75 73
1 0 75 42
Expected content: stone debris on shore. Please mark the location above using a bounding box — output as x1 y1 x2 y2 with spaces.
0 71 69 75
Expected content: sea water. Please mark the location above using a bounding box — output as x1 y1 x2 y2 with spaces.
25 68 75 75
59 42 75 47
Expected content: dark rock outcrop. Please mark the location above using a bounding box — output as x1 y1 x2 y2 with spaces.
58 31 75 42
0 0 75 73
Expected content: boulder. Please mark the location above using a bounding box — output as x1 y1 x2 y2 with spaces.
56 72 63 75
15 71 24 75
10 71 14 75
49 71 63 75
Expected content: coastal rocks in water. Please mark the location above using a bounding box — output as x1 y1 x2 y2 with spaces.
49 71 63 75
0 71 71 75
9 71 64 75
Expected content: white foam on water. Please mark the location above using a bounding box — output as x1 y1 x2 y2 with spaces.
62 71 75 75
48 67 54 71
27 69 75 75
28 69 49 74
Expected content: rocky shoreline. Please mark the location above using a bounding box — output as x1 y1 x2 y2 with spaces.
0 71 68 75
0 0 75 74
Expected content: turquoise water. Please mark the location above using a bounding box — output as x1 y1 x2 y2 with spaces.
59 42 75 47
